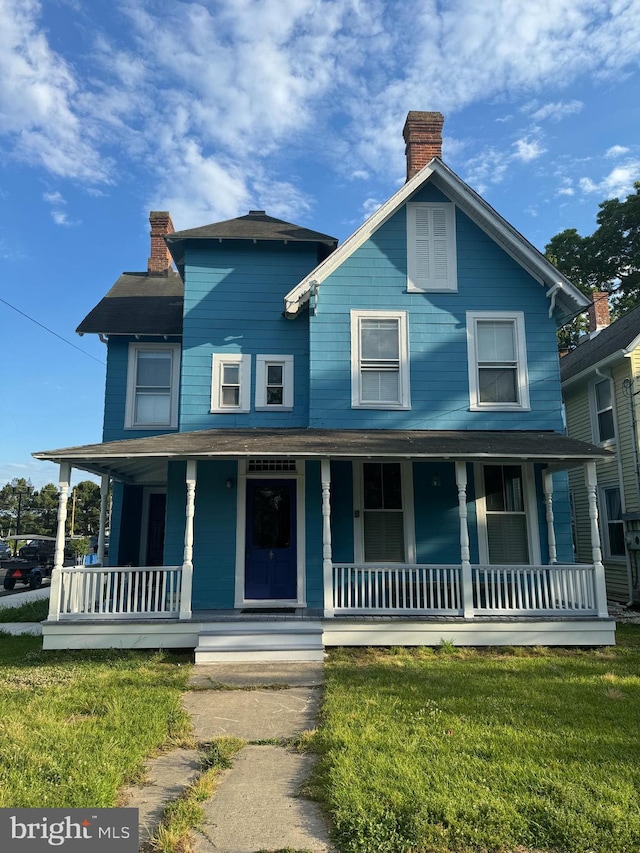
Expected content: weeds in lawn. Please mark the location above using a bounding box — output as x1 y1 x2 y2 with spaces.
0 598 49 623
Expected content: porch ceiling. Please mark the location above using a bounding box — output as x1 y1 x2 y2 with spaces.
33 428 612 485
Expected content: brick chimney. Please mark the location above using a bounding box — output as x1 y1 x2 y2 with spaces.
403 111 444 181
589 291 611 335
148 211 174 276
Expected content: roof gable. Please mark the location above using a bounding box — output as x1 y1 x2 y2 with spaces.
283 159 590 321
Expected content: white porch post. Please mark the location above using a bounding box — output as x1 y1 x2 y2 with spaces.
321 458 334 617
48 462 71 622
97 474 109 565
585 461 609 618
455 461 474 618
179 460 196 619
542 470 557 565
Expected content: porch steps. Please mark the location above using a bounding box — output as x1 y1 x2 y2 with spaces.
194 620 325 663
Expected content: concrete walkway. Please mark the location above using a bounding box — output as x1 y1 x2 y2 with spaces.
124 662 335 852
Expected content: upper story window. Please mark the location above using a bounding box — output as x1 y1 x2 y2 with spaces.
255 355 294 411
125 343 180 429
591 378 615 443
211 353 251 413
351 310 410 409
467 311 530 411
406 202 457 292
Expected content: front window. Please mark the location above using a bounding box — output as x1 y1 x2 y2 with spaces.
211 354 251 413
483 464 529 564
602 486 625 558
125 344 180 429
351 311 410 409
467 312 530 410
593 379 615 443
255 355 294 410
362 462 406 561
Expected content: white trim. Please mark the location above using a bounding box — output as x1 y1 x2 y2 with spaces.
283 159 590 318
125 343 180 430
234 461 307 608
350 310 410 409
589 375 616 446
475 462 540 565
466 311 530 411
211 353 251 413
255 355 294 410
406 202 457 292
139 487 167 566
353 460 415 563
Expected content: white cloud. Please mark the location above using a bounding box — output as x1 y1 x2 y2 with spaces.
361 197 383 219
605 145 630 158
579 162 640 198
513 137 546 162
42 188 79 226
528 100 583 122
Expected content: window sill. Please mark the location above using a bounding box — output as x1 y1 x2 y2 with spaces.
125 423 176 430
469 404 531 412
209 408 250 415
352 403 411 410
255 405 294 412
405 285 457 293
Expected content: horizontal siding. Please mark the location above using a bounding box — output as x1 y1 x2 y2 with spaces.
180 242 315 430
309 192 564 431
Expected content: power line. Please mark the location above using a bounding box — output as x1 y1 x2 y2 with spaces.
0 297 105 365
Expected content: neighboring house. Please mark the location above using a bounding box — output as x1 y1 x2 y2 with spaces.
561 296 640 605
35 111 615 657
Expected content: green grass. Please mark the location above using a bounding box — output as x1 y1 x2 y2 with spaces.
312 625 640 853
0 635 193 808
0 597 50 622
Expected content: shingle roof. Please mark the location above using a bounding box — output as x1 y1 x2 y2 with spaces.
34 428 611 485
166 211 337 267
560 303 640 384
76 270 184 336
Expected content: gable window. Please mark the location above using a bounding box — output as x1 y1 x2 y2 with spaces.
601 485 625 558
125 344 180 429
592 378 615 443
467 312 530 411
211 354 251 413
362 462 406 562
406 202 457 292
351 310 410 409
255 355 294 410
483 464 530 564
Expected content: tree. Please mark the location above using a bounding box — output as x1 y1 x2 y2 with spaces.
545 181 640 348
69 481 100 537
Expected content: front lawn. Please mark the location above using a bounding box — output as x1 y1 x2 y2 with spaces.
0 634 192 807
315 626 640 853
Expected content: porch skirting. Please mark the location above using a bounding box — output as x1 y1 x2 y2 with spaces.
41 613 616 653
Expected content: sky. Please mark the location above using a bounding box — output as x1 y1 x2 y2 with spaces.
1 0 640 489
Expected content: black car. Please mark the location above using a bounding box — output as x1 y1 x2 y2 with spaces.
18 539 56 564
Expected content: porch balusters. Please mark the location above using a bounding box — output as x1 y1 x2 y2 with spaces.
455 461 474 618
542 470 557 564
48 462 71 622
179 459 197 619
585 461 609 617
321 458 334 617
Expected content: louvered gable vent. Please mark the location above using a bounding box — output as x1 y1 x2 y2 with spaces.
407 202 457 292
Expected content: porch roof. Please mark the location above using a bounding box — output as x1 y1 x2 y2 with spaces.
34 428 612 485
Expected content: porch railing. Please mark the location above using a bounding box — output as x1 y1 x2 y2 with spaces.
50 566 182 620
332 563 598 616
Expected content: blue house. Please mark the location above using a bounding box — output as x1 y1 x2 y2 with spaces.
36 112 615 656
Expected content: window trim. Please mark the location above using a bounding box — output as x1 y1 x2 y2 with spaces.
466 311 530 411
600 484 626 561
125 343 180 430
406 201 457 292
350 309 410 409
475 462 540 565
589 376 616 445
255 355 294 411
353 460 416 563
211 353 251 413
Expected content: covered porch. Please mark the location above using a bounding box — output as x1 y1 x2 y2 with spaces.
34 428 616 653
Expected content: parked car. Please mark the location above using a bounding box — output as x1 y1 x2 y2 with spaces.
0 539 11 561
18 539 56 564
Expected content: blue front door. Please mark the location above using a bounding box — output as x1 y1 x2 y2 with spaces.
245 479 297 600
